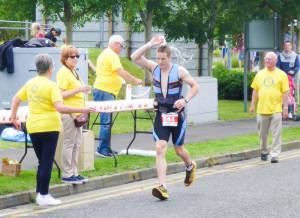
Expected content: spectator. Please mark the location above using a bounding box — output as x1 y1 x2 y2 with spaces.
31 22 45 38
45 27 61 44
10 54 94 206
131 35 199 200
56 45 92 184
237 34 244 68
249 52 289 164
277 41 299 118
93 34 142 157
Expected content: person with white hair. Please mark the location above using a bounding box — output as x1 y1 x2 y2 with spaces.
250 51 289 164
93 34 142 157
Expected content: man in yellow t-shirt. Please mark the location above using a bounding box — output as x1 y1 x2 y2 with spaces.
250 51 289 163
93 35 142 157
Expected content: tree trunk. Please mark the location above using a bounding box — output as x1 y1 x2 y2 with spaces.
64 20 73 44
107 10 113 37
207 38 214 76
143 11 153 85
125 23 132 59
63 0 73 44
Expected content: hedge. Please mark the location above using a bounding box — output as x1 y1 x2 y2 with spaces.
212 64 255 100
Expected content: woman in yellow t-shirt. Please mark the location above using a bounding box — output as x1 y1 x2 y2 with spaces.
56 46 91 184
10 54 94 206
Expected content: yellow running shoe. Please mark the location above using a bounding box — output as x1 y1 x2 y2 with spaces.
184 161 197 186
152 185 169 200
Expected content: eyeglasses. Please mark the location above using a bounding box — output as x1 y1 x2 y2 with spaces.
117 42 126 49
69 55 80 59
264 58 273 61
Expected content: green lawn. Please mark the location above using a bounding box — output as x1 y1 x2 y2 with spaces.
0 140 24 149
1 126 300 195
218 100 255 121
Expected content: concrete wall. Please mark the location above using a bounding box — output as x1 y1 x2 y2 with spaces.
0 48 88 109
183 77 218 123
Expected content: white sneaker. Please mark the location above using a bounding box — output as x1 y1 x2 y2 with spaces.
36 193 62 206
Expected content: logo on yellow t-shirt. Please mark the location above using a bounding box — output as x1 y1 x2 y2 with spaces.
263 77 274 87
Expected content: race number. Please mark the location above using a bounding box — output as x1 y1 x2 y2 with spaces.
161 112 178 127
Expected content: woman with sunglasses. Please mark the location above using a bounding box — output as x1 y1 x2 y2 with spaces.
10 54 94 206
56 45 91 184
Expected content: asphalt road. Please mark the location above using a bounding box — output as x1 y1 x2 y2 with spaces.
2 149 300 218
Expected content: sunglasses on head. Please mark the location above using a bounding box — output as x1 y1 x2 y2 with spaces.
69 55 80 59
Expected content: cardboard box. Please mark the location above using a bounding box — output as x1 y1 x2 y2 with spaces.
2 162 21 177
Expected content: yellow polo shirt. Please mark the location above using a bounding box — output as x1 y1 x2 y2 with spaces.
251 68 289 114
93 48 123 96
56 66 85 110
17 76 63 133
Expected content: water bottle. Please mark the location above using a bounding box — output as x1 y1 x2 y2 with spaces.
126 84 132 100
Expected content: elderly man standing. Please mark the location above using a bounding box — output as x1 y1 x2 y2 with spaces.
93 35 142 157
250 52 289 163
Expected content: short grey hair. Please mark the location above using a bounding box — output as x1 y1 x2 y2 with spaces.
35 54 54 75
108 35 124 46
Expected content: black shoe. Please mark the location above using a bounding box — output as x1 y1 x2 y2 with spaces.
271 157 279 163
261 153 268 161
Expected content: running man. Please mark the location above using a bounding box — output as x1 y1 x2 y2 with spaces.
131 35 199 200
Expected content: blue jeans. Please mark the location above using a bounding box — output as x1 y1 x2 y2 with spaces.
93 88 115 153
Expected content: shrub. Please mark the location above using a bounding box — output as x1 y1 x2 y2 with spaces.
223 55 240 69
213 49 221 57
213 64 255 100
231 56 239 68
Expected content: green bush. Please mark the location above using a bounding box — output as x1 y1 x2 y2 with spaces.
231 56 239 68
213 64 255 100
223 55 240 69
213 49 221 57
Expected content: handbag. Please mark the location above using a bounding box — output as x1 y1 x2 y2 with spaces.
74 113 89 128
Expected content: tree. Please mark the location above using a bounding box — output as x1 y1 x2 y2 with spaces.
121 0 169 84
0 0 37 41
155 0 237 76
38 0 116 44
0 0 36 21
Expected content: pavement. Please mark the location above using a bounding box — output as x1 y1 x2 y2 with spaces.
1 118 300 209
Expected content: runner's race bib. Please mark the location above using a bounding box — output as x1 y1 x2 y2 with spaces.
161 112 178 127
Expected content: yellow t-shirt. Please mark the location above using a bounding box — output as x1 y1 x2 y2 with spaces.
56 66 85 112
17 76 63 133
93 48 123 96
251 68 289 114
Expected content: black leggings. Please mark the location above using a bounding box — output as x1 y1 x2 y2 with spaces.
29 131 59 195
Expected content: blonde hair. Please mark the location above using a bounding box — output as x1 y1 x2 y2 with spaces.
60 45 79 66
31 22 41 38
